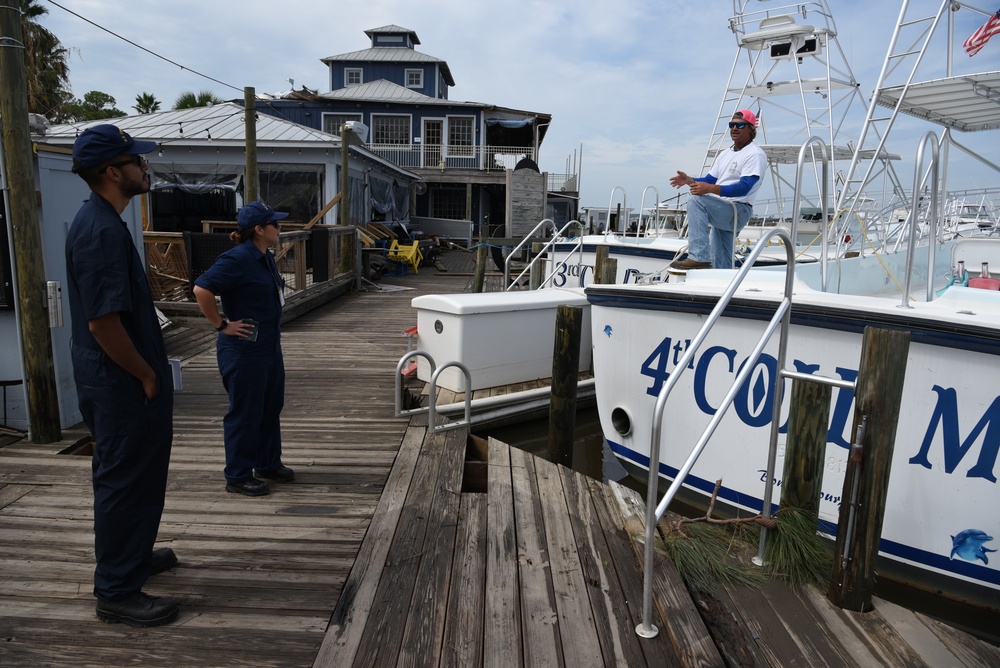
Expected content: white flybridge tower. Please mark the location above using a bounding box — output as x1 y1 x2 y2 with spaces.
708 1 904 225
834 0 1000 236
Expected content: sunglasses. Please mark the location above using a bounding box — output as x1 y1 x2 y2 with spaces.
261 221 281 229
728 122 750 130
107 155 147 170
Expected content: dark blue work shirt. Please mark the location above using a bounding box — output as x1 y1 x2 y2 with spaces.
65 193 168 385
194 240 285 358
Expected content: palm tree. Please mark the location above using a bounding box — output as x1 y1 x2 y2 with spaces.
173 90 225 109
134 92 161 114
20 0 71 118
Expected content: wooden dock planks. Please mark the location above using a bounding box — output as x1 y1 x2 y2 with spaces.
3 249 999 667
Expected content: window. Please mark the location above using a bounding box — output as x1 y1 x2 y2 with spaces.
371 115 411 145
259 164 325 223
447 117 474 157
345 68 363 86
323 113 363 135
405 69 423 89
431 187 466 219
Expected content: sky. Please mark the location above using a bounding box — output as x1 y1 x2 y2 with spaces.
35 0 1000 209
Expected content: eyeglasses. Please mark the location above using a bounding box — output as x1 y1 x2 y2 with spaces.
728 122 749 130
107 155 147 170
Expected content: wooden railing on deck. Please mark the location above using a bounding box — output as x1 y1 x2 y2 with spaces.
145 232 189 302
143 226 358 302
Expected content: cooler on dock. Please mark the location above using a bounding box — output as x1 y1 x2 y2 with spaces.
410 289 592 392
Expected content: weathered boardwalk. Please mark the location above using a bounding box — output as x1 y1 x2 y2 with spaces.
1 249 998 666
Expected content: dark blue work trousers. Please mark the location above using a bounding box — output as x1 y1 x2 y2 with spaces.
79 374 173 600
220 348 285 482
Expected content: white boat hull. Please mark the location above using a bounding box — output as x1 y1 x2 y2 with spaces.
587 275 1000 609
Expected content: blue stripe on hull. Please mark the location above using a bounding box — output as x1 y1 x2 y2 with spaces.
609 439 1000 588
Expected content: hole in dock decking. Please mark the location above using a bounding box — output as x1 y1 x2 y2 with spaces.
462 434 488 493
58 436 95 456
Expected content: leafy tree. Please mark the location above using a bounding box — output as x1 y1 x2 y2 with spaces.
20 0 71 118
60 91 125 122
174 90 225 109
134 92 161 114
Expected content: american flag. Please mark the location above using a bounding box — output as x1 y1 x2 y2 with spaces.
964 10 1000 56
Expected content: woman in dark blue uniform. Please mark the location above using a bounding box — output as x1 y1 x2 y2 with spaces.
193 202 294 496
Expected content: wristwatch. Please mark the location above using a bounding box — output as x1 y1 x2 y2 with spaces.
216 319 229 332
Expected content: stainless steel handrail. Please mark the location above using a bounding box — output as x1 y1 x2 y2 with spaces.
506 220 586 290
394 350 435 418
901 131 940 306
393 350 472 433
788 137 831 290
636 225 796 639
606 186 626 236
503 218 557 287
635 186 660 240
427 361 472 432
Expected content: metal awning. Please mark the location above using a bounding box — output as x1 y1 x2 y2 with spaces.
874 72 1000 133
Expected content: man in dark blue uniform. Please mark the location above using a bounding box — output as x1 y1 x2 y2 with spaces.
66 124 179 627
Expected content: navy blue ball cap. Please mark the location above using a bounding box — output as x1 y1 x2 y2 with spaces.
237 201 289 230
71 124 157 173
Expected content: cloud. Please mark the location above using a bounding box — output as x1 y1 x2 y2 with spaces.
39 0 999 208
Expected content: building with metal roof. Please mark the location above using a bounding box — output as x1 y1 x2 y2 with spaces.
42 102 419 233
259 24 574 236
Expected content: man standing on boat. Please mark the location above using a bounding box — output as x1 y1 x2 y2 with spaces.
669 109 768 269
65 124 179 627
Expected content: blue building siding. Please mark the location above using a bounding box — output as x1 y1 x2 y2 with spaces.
329 62 438 98
257 101 483 144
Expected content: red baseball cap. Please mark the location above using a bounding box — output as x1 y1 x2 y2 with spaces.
734 109 758 127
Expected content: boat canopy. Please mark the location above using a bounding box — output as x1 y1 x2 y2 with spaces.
708 144 900 164
875 72 1000 133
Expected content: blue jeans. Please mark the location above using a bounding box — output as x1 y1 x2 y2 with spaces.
686 195 752 269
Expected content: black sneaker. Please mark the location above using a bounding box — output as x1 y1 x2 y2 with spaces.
150 547 177 575
96 591 179 627
253 465 295 483
225 479 270 496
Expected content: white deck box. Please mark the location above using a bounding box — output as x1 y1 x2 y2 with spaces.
411 289 592 392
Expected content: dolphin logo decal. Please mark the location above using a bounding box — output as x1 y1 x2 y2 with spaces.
949 529 996 564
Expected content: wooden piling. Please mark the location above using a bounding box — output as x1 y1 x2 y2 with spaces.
595 247 617 285
472 244 488 293
0 2 61 442
530 242 545 290
828 327 910 612
547 305 583 468
779 379 832 517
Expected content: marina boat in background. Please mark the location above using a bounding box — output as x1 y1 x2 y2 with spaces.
589 0 1000 614
944 193 1000 237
